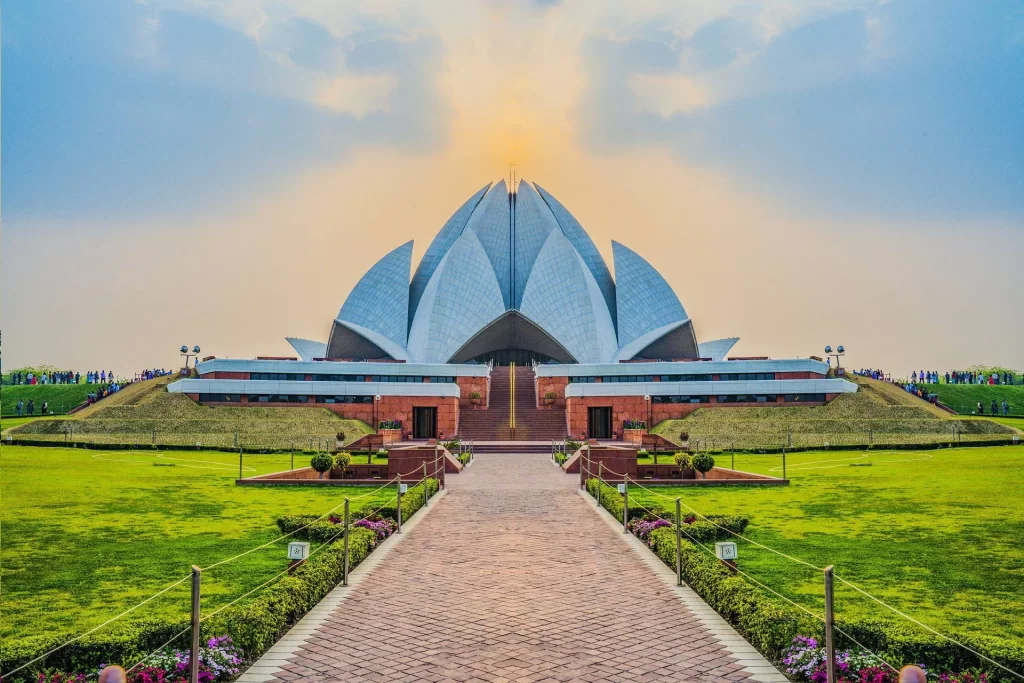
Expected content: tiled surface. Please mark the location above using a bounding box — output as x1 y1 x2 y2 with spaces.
242 454 786 683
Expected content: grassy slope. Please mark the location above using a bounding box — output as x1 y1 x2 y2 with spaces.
926 383 1024 416
0 446 395 641
651 376 1015 449
629 445 1024 643
1 384 103 416
8 379 373 449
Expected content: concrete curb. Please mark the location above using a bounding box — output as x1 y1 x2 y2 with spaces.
577 488 788 683
236 489 449 682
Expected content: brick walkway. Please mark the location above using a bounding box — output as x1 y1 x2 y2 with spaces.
245 454 784 682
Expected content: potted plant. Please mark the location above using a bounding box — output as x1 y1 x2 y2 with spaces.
623 419 647 446
544 390 557 405
378 419 402 445
310 452 334 480
468 391 481 406
691 452 715 480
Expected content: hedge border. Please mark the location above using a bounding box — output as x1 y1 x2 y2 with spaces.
0 479 440 682
585 478 1024 681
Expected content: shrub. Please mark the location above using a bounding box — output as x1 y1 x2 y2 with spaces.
544 390 557 400
624 419 647 430
333 452 351 470
691 453 715 479
674 452 691 469
564 440 582 453
309 452 334 478
335 431 346 443
679 431 690 442
378 419 401 430
468 391 481 400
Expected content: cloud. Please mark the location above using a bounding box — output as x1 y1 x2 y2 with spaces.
579 0 1024 220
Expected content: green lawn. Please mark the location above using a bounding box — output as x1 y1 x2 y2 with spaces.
629 445 1024 644
0 446 396 642
925 384 1024 416
1 384 103 416
0 415 63 432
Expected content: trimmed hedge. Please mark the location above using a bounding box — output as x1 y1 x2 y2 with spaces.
585 478 1024 680
585 478 748 542
277 478 440 542
0 479 441 681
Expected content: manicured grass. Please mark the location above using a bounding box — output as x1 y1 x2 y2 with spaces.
0 446 396 642
629 445 1024 643
925 383 1024 416
652 376 1014 449
0 384 102 416
0 415 63 432
9 388 373 450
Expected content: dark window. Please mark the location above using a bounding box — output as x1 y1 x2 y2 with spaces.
249 373 305 381
312 374 361 382
785 393 826 403
651 395 710 404
199 393 240 402
717 373 776 381
316 395 373 404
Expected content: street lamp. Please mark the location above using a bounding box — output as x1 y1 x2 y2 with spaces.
181 345 201 370
824 345 845 376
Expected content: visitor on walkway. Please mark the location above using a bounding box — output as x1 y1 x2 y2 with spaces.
16 399 24 416
977 401 984 415
42 401 49 415
27 399 35 416
992 399 998 415
1002 399 1009 416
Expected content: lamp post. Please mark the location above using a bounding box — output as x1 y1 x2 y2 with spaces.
824 345 845 376
180 345 201 371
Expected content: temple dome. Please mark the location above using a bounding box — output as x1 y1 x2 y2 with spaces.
318 179 710 364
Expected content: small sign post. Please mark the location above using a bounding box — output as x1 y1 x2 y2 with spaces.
715 541 738 573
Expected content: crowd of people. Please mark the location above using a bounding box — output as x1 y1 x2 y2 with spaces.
856 368 1017 386
6 369 116 385
137 368 172 380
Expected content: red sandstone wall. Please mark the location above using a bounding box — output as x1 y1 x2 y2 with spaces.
456 376 490 409
535 376 569 408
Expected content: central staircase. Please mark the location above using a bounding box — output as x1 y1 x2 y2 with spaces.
458 366 567 451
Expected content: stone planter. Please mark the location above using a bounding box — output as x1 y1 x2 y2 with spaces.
380 428 402 446
470 397 481 406
623 428 646 446
544 397 555 406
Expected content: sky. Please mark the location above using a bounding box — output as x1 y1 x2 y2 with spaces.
2 0 1023 377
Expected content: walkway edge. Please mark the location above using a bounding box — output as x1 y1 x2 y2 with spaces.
577 489 789 683
236 489 449 683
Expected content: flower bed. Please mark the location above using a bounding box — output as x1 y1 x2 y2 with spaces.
585 478 1024 679
0 479 441 682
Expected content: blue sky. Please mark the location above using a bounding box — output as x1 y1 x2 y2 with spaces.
2 1 1023 374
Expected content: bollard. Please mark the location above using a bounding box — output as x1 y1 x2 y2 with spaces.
622 474 629 533
396 475 403 533
190 566 202 683
343 499 350 586
675 498 683 586
824 565 835 683
422 462 429 506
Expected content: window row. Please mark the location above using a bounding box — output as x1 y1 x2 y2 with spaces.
649 393 826 404
569 372 775 383
247 373 457 383
199 394 375 404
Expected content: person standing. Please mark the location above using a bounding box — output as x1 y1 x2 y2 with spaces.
27 399 35 416
977 400 984 415
42 401 49 415
992 399 999 415
1002 399 1009 416
16 399 23 416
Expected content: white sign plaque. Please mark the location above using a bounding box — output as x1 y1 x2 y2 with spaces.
617 484 626 494
715 542 738 561
288 541 310 561
399 483 409 494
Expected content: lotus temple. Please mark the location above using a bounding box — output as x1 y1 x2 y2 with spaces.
169 179 855 442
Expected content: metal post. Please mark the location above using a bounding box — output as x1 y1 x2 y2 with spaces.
597 462 603 507
291 448 294 471
190 566 201 683
434 442 440 490
782 450 786 480
622 474 629 533
824 565 835 683
152 428 156 446
675 498 683 586
731 445 735 471
423 462 429 506
396 475 403 533
238 448 243 480
343 498 350 586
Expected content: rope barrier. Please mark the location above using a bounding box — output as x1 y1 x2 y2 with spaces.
125 627 192 674
1 574 192 679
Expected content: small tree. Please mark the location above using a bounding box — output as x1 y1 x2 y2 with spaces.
336 430 346 444
334 452 351 477
679 431 690 444
691 453 715 479
310 452 334 479
673 452 691 470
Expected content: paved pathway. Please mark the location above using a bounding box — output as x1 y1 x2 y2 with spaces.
244 455 784 682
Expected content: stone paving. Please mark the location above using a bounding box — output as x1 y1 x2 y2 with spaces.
244 454 785 683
